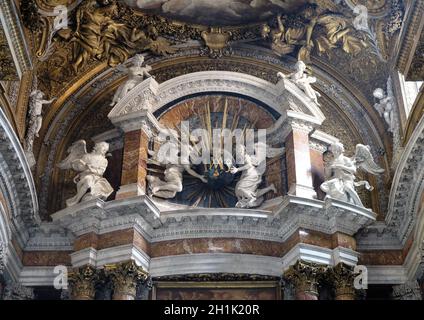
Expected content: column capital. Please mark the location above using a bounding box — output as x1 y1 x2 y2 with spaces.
325 263 356 300
105 260 148 300
68 264 101 300
284 260 327 300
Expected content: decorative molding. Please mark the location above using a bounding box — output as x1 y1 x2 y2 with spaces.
50 195 375 245
0 106 39 249
108 71 326 130
0 0 32 79
392 280 422 300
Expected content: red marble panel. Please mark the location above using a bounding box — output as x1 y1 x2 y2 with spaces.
22 251 72 266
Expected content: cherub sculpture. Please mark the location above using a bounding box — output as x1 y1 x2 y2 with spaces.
24 90 56 152
320 142 384 208
277 60 321 106
373 78 396 132
110 54 153 106
57 140 114 207
146 128 207 199
229 143 283 208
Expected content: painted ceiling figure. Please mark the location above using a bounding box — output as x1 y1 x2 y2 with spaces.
64 0 174 73
261 4 367 61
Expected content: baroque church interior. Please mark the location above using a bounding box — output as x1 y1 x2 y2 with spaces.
0 0 423 300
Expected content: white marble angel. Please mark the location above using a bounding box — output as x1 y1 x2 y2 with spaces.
146 128 207 199
57 140 114 207
277 60 321 106
229 143 284 208
24 90 56 152
320 142 384 208
373 77 395 132
110 54 153 106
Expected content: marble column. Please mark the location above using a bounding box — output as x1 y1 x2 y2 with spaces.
326 263 356 300
68 265 99 300
392 280 423 300
105 260 148 300
285 122 317 199
284 260 325 300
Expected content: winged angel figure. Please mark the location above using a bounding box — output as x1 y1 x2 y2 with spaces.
146 128 207 199
229 142 284 208
57 140 114 207
320 142 384 208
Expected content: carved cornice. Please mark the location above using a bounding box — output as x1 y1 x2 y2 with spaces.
358 115 424 249
50 195 375 245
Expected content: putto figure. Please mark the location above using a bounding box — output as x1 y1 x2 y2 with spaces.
146 128 207 199
373 77 396 132
278 60 321 105
320 142 384 208
110 54 153 106
58 140 114 207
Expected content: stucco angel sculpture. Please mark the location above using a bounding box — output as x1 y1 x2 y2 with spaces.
320 142 384 208
229 143 284 208
24 90 56 153
373 77 396 132
110 54 153 106
277 60 321 106
146 128 207 199
57 140 114 207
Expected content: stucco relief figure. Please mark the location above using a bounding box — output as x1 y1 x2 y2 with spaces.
373 78 396 132
58 140 114 207
320 142 384 208
229 144 283 208
110 55 153 106
66 0 174 73
278 60 321 105
24 90 56 153
146 128 207 199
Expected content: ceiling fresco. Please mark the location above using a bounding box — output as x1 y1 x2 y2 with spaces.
121 0 307 26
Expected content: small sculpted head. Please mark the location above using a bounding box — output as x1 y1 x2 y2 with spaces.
94 142 109 155
330 142 344 157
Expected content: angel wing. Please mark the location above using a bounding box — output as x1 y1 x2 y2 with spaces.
354 144 384 175
57 140 87 170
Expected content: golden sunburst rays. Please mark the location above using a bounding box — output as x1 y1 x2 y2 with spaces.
164 95 264 208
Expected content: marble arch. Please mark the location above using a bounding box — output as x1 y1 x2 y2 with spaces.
108 70 326 129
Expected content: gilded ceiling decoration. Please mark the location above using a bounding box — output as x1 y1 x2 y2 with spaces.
18 0 404 101
0 27 18 80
